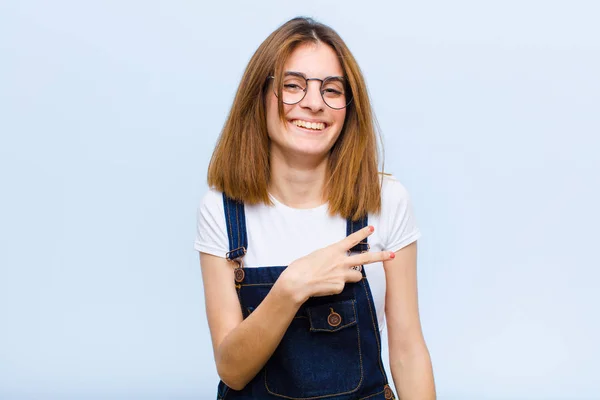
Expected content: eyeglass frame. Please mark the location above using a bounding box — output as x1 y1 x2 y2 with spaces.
267 72 354 110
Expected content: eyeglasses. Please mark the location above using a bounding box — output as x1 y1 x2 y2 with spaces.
268 72 353 110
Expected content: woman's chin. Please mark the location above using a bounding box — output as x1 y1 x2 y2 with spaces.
272 142 331 162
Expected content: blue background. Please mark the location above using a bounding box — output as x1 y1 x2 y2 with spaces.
1 1 599 399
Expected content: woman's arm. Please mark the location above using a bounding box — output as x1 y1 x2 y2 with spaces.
384 241 436 399
200 253 301 391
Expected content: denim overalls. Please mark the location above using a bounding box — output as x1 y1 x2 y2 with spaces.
217 194 396 400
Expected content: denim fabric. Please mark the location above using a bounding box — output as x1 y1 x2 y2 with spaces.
217 194 395 400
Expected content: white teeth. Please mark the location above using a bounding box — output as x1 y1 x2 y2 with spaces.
292 120 325 130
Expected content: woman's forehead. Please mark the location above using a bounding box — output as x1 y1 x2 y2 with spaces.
283 42 344 79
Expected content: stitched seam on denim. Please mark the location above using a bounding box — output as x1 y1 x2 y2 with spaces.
264 299 363 399
348 218 353 251
358 388 385 400
239 200 248 254
241 202 247 251
355 299 365 393
351 219 356 252
309 319 357 332
235 283 243 309
225 198 234 258
361 278 388 381
234 201 241 256
239 283 275 287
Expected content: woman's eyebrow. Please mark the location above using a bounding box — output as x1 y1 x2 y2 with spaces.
284 71 345 80
284 71 307 78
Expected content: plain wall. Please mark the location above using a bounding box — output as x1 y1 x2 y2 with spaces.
1 1 599 399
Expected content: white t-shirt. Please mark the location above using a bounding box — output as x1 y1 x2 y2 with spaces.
194 174 421 333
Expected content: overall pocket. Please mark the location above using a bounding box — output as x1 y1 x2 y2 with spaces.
264 299 363 399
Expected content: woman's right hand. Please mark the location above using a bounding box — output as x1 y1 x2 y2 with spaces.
278 225 396 304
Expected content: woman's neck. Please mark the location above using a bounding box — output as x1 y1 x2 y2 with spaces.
268 148 329 209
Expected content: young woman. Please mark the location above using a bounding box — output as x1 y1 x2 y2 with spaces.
195 17 436 400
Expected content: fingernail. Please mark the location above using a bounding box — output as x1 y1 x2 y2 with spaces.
389 252 395 259
368 226 374 233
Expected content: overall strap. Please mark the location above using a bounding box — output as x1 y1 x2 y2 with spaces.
347 215 370 253
222 193 248 262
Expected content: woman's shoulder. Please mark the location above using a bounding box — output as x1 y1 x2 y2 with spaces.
198 187 224 212
375 173 421 250
379 173 412 206
195 187 229 256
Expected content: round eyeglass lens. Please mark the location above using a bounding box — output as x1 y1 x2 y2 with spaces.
320 77 350 110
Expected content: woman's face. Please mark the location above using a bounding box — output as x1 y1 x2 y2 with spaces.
266 42 347 162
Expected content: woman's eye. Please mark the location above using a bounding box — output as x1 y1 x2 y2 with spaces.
284 84 303 90
323 88 342 95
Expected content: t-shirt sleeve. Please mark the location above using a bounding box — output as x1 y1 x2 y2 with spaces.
194 188 229 258
380 176 422 252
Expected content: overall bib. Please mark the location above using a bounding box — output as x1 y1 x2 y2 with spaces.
217 194 396 400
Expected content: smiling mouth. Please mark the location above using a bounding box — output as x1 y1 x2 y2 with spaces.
290 119 328 131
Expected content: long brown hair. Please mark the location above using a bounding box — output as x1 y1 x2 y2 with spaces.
207 17 382 220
